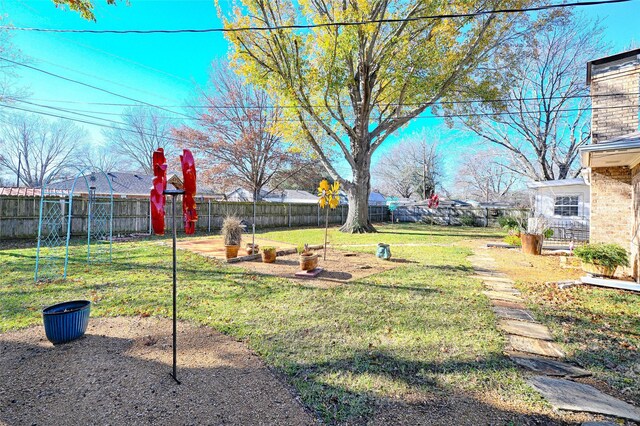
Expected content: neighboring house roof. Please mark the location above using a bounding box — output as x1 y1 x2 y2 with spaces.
263 189 317 204
46 171 153 196
369 191 387 205
586 48 640 85
527 177 588 189
0 187 42 197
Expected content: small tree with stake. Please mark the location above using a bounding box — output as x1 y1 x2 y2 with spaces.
317 179 340 261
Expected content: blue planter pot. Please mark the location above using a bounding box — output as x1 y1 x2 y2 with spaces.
42 300 91 345
376 243 391 260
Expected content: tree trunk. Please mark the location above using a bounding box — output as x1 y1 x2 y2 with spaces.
340 160 376 233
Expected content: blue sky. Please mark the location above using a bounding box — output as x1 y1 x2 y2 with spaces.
2 0 640 188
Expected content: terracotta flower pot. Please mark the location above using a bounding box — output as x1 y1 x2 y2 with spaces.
581 262 615 278
299 253 319 271
225 245 240 259
262 249 276 263
521 233 543 255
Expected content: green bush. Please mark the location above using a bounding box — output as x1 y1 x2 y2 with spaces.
498 216 520 231
573 243 629 269
459 215 477 227
503 235 522 247
543 228 554 239
262 246 276 252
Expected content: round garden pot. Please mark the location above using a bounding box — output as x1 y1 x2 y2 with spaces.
42 300 91 345
225 245 240 259
521 234 543 255
299 253 319 271
581 262 615 278
246 243 259 255
262 250 276 263
376 243 391 260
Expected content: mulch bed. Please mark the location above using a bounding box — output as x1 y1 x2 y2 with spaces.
237 248 412 287
0 317 315 425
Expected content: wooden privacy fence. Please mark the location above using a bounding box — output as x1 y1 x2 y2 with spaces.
392 205 530 227
0 196 390 240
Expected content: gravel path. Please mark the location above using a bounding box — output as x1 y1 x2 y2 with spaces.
0 317 316 426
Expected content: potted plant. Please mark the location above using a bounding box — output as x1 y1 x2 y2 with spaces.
262 246 276 263
246 243 259 255
521 216 549 256
573 243 629 277
42 300 91 345
221 216 243 259
298 243 319 271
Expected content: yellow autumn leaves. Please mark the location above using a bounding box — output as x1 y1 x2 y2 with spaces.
318 179 340 209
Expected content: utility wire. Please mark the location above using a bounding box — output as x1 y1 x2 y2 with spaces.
0 0 630 34
0 56 198 121
28 91 640 110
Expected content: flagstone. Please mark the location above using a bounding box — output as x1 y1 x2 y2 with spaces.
499 319 553 340
490 299 528 310
484 282 520 293
508 335 565 358
482 290 524 303
528 376 640 422
492 306 537 322
471 275 514 283
506 351 591 377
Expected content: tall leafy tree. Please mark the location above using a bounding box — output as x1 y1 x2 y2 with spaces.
448 13 605 181
220 0 542 232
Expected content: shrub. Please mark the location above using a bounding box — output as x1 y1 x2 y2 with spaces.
504 235 522 247
499 216 521 232
221 216 243 246
543 228 554 239
573 243 629 269
459 215 477 227
262 246 276 252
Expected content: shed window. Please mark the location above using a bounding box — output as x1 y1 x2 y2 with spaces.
554 196 579 217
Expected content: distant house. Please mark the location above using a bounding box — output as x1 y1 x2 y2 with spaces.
226 187 318 204
527 177 590 241
337 190 387 205
46 171 155 198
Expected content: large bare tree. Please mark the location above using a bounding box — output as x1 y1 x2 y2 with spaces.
454 148 520 202
103 106 175 174
0 113 84 187
173 62 300 200
449 13 606 181
374 137 442 199
220 0 543 232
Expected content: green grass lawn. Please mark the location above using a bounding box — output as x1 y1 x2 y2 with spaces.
1 225 542 423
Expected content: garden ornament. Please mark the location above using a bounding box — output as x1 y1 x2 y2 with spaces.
180 150 198 235
377 243 391 260
428 194 439 209
151 148 167 235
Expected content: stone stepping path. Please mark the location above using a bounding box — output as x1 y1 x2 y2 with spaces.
491 306 537 322
528 377 640 422
507 352 590 378
469 249 640 422
508 335 566 358
499 319 553 340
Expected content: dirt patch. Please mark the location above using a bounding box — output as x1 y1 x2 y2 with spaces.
175 236 297 261
0 317 315 425
237 248 408 287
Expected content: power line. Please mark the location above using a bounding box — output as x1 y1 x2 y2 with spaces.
28 90 640 110
6 99 640 127
0 0 630 34
0 56 198 121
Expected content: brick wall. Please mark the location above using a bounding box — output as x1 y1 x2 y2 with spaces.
590 64 640 143
589 167 632 246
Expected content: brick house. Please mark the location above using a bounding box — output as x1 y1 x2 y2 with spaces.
579 48 640 277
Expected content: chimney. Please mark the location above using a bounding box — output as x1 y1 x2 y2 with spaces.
587 49 640 143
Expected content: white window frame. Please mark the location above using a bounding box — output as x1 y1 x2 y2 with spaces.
553 194 580 218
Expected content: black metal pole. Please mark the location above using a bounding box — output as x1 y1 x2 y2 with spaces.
164 189 184 385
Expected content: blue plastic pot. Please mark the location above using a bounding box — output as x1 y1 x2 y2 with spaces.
376 243 391 260
42 300 91 345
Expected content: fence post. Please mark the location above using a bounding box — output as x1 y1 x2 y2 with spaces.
341 205 344 223
485 208 489 227
208 199 211 233
317 204 320 227
288 203 292 227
